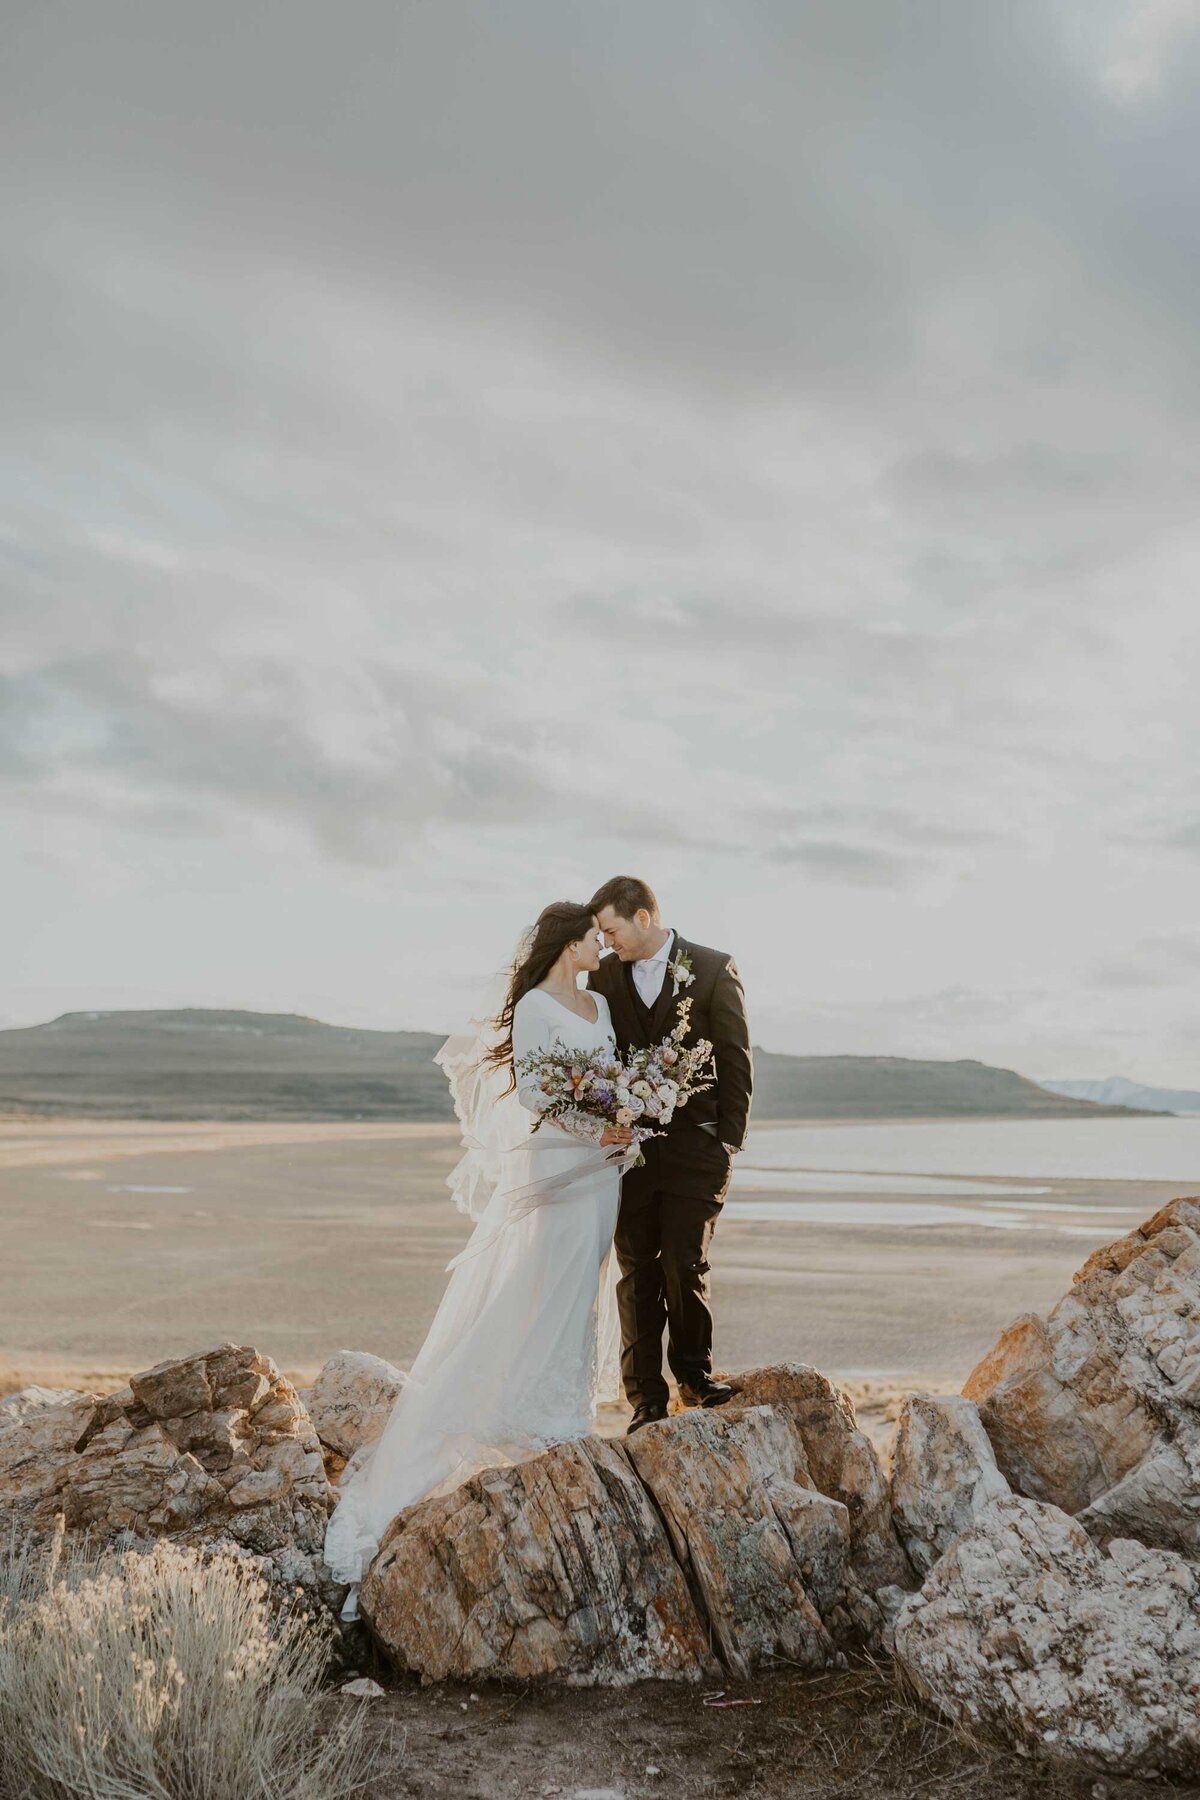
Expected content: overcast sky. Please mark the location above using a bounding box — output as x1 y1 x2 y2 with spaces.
3 1 1199 1085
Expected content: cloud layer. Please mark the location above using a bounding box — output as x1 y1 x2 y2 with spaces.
3 0 1199 1081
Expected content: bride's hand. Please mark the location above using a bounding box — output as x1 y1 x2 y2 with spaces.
600 1126 636 1147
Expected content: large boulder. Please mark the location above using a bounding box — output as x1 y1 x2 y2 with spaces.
624 1404 849 1677
0 1345 334 1599
963 1197 1200 1557
361 1433 717 1685
890 1392 1011 1577
894 1492 1200 1779
360 1390 882 1686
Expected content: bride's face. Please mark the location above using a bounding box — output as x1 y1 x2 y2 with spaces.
571 923 604 973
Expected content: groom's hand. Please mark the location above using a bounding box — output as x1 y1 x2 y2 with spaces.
700 1120 740 1155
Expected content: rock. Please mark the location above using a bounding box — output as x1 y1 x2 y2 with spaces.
625 1404 849 1677
361 1382 891 1685
306 1350 404 1461
362 1433 717 1685
0 1355 929 1688
894 1493 1200 1778
872 1582 910 1656
0 1385 92 1426
890 1392 1011 1576
0 1387 98 1514
0 1345 335 1602
726 1364 912 1592
964 1197 1200 1557
340 1676 385 1697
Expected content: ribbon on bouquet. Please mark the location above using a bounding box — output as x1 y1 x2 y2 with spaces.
444 1137 640 1270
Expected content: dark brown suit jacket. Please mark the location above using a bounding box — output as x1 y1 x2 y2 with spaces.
588 934 753 1201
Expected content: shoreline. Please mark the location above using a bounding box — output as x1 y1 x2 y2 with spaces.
0 1108 1181 1167
2 1109 1172 1134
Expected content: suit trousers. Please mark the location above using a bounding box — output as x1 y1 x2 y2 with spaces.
613 1150 726 1410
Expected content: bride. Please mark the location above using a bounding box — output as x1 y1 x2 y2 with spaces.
323 900 636 1617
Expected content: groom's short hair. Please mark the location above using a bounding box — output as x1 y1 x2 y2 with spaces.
589 876 660 922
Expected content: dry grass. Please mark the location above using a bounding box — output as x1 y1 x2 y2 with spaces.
0 1520 370 1800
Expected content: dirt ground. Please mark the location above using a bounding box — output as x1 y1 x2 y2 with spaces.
327 1656 1198 1800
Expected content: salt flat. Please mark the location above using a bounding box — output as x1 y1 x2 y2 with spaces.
1 1117 1183 1441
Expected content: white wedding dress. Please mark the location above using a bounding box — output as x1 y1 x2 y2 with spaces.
324 985 624 1614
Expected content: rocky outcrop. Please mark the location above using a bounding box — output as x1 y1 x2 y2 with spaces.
304 1349 404 1477
1 1350 905 1684
889 1200 1200 1778
894 1493 1200 1779
362 1433 718 1685
0 1345 333 1599
890 1392 1011 1577
963 1197 1200 1558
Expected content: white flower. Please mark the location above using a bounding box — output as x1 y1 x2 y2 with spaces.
631 1079 653 1099
615 1106 634 1126
669 950 695 995
623 1094 646 1117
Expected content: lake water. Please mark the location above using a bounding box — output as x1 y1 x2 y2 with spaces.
738 1116 1200 1182
726 1116 1200 1233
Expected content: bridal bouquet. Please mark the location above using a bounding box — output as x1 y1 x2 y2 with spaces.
517 999 715 1167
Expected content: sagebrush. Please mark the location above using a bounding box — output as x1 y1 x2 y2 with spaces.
0 1520 369 1800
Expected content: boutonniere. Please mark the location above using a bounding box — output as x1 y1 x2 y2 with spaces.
669 949 695 997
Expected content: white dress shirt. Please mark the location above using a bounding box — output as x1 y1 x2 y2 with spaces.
632 929 675 1008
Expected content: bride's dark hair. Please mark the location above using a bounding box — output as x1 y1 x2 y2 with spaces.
485 900 597 1093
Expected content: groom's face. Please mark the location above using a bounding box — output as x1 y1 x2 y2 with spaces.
596 905 656 962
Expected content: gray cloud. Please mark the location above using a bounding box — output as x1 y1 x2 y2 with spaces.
753 802 998 851
0 654 563 863
3 1 1199 1079
1089 932 1200 989
764 839 919 886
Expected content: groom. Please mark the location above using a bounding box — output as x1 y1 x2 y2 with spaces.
587 876 753 1434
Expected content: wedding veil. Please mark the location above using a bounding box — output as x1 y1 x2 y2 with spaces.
433 923 538 1223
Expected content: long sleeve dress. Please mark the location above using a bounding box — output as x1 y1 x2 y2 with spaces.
323 986 623 1611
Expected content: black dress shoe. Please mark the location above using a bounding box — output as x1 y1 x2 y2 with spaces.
625 1402 669 1436
677 1376 734 1409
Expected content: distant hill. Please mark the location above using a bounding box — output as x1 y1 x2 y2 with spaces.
0 1009 453 1121
1038 1075 1200 1117
0 1008 1156 1123
749 1054 1159 1121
